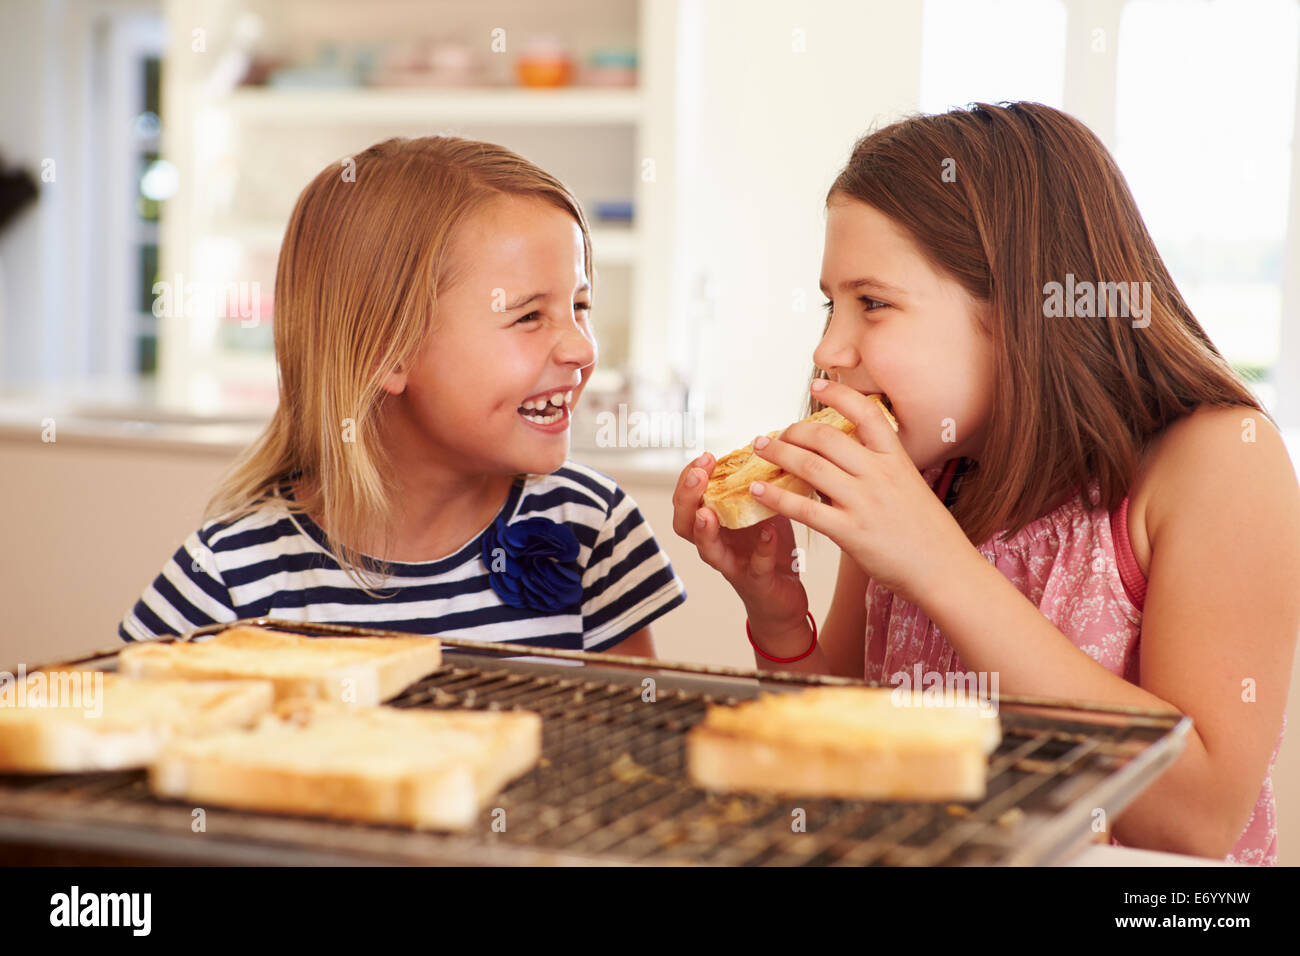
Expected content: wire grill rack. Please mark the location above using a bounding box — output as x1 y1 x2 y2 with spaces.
0 618 1191 866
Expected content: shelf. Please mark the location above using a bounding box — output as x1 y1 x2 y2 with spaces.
221 86 644 125
160 0 677 412
209 222 641 265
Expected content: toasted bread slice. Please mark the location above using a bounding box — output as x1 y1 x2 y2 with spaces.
118 625 442 706
0 671 273 773
687 686 1000 801
703 399 897 529
149 698 543 830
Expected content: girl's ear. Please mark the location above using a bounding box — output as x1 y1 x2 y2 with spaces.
380 365 408 396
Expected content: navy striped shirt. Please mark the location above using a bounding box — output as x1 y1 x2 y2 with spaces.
119 461 687 654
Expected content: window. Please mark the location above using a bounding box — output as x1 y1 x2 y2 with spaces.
922 0 1299 417
135 54 167 375
1115 0 1298 411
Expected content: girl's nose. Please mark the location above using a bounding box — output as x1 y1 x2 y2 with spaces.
813 332 857 377
556 318 596 368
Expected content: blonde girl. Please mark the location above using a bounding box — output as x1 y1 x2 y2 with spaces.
123 136 685 657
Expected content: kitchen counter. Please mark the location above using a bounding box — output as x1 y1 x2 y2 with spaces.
6 379 1298 476
0 382 695 482
1062 844 1238 866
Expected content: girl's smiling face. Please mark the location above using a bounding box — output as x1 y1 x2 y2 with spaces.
381 194 596 479
815 194 996 472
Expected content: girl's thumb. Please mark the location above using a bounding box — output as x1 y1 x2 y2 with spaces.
748 521 776 579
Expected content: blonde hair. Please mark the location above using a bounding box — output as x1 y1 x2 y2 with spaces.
204 136 594 592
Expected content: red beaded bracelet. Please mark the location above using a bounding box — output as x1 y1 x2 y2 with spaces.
745 611 818 663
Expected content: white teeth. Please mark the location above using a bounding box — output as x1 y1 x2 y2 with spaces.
520 405 564 425
520 390 574 416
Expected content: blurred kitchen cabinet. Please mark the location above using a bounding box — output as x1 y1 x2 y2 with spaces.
158 0 690 449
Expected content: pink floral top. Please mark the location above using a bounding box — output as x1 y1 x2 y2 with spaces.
863 457 1284 865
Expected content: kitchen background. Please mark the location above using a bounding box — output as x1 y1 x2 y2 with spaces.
0 0 1296 861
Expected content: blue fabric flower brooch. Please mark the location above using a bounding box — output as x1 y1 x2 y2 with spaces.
481 516 583 613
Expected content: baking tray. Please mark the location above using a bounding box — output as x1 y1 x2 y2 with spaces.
0 618 1192 866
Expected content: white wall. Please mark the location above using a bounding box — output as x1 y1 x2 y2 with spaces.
674 0 922 450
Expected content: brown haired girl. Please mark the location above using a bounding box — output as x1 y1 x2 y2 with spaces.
673 102 1298 864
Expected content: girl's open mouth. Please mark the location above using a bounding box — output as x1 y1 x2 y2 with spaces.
517 389 573 431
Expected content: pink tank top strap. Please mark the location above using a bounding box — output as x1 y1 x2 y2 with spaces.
1110 495 1148 611
933 457 962 501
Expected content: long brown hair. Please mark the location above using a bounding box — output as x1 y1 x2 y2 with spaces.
204 135 593 591
807 101 1272 546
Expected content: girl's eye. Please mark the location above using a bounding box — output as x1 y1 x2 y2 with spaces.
516 304 591 326
822 297 888 314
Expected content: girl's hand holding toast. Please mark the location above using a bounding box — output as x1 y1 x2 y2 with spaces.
672 452 810 631
748 380 975 606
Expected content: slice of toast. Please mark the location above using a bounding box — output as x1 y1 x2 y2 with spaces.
687 687 1001 801
148 698 543 830
703 400 896 529
118 625 443 706
0 671 274 772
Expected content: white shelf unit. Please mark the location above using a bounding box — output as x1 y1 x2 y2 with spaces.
158 0 685 441
222 86 647 123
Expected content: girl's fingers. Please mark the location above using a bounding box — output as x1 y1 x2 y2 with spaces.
671 453 715 540
692 506 737 579
747 520 777 580
671 474 701 540
754 433 857 506
750 478 836 540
